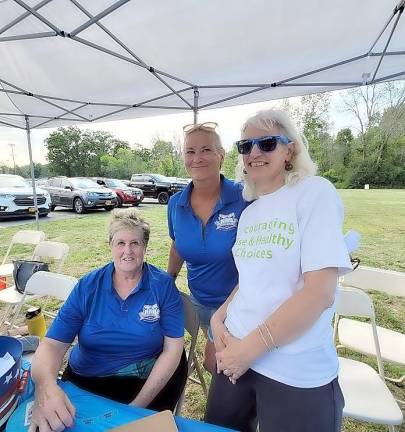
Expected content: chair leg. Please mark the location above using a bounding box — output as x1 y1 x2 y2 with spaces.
0 303 13 328
8 300 25 328
174 390 185 416
385 375 405 385
193 356 208 396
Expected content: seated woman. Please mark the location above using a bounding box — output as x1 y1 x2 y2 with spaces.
29 208 187 432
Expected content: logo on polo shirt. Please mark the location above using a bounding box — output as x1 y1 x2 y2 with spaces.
139 304 160 322
215 212 238 230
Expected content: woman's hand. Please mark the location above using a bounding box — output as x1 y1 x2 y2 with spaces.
216 332 255 383
29 382 75 432
210 310 228 354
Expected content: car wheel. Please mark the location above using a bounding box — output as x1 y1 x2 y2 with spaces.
157 191 170 205
133 202 140 207
50 205 56 211
73 197 86 214
117 196 123 207
105 206 114 211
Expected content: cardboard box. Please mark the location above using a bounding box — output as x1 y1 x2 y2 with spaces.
108 410 178 432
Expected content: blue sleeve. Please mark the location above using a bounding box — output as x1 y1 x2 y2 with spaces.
46 279 86 343
167 196 175 240
159 278 184 338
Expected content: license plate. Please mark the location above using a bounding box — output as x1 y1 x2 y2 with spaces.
28 207 36 213
105 200 112 205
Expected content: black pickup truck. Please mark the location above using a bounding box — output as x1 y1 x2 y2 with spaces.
128 174 187 204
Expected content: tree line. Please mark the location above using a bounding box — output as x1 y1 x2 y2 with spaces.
2 82 404 188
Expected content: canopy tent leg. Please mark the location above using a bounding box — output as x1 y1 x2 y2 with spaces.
25 115 39 230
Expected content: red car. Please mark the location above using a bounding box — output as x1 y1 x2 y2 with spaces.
94 178 144 207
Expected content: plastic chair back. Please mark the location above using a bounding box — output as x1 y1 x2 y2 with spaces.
25 271 77 301
335 286 375 318
32 241 69 272
1 230 45 265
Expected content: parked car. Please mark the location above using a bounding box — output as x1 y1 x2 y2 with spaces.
0 174 52 219
93 178 144 207
167 177 190 187
43 177 118 214
128 174 186 204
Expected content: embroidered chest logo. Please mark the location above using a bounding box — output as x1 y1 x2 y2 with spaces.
139 304 160 322
215 212 238 230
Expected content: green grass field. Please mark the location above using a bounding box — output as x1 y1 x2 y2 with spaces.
0 189 404 431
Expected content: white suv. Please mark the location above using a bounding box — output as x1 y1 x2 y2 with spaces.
0 174 52 219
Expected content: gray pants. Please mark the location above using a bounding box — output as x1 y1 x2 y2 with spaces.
205 369 344 432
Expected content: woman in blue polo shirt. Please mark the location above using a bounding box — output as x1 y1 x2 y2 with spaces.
29 208 187 432
167 122 246 373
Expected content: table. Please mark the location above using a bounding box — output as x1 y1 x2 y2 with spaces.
6 381 236 431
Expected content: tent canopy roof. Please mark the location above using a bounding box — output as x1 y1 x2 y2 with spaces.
0 0 404 130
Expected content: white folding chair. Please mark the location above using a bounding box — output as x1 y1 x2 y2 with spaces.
335 286 403 430
21 271 78 363
340 266 405 384
0 241 70 327
0 230 46 283
25 271 77 303
175 292 207 416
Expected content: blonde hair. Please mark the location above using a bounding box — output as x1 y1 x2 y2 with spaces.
108 207 150 245
236 109 317 201
183 127 225 157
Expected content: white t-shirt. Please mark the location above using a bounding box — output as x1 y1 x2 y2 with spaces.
225 176 352 388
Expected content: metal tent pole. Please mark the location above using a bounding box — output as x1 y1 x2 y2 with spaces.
25 115 39 230
193 87 199 124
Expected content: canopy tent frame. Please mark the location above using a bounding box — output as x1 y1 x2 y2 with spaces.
0 0 404 228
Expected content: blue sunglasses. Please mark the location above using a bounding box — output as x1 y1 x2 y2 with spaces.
235 135 291 155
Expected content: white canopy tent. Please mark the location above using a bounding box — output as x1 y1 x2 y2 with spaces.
0 0 404 227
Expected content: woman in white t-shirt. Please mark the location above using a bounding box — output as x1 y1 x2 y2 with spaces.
205 110 352 432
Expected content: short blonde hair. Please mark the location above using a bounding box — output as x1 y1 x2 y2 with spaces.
183 126 225 157
236 109 317 201
108 207 150 245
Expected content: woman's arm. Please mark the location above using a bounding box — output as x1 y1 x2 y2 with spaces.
217 268 338 379
29 338 75 432
130 336 183 408
167 241 184 279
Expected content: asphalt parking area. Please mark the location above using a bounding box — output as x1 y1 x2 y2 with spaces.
0 199 162 228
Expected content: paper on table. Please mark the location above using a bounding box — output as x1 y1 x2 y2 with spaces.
0 352 15 377
108 410 178 432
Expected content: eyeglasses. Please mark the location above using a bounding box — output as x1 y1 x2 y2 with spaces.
235 135 291 155
183 122 218 134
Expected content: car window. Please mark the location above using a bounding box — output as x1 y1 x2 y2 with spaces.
152 174 169 182
61 179 71 189
107 179 126 188
70 178 98 189
49 178 62 188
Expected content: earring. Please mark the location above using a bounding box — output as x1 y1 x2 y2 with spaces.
243 168 247 175
285 161 293 171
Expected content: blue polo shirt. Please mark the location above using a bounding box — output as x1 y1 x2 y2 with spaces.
46 262 184 377
168 176 247 308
